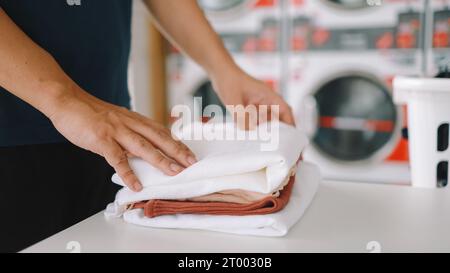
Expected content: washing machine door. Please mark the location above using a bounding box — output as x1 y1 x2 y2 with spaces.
324 0 369 9
197 0 248 12
313 75 397 162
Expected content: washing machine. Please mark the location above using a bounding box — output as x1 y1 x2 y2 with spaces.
285 0 425 184
166 0 282 122
426 0 450 76
288 0 424 52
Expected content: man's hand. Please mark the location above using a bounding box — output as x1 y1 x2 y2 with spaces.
211 69 296 129
142 0 295 128
47 86 197 192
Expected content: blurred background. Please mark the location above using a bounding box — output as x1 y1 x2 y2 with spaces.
129 0 450 185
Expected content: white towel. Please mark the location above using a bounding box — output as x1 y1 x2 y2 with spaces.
107 122 309 215
108 162 320 237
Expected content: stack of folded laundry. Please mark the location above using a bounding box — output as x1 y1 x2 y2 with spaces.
105 122 320 237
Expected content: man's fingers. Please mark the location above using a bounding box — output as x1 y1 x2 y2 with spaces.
118 130 185 176
127 120 197 168
104 141 142 192
257 105 270 125
279 103 296 126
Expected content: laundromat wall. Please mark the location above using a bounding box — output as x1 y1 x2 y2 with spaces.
165 0 450 184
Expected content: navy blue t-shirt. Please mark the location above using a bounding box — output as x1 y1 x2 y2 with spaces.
0 0 132 146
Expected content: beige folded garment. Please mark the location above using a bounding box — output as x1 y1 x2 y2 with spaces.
186 189 271 204
179 165 296 204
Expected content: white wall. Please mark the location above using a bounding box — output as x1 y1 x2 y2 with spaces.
128 0 153 118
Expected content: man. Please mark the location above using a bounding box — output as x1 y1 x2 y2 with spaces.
0 0 294 252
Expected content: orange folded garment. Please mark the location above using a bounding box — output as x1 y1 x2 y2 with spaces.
131 175 295 218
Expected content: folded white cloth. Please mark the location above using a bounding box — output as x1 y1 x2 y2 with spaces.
109 162 320 237
106 122 309 215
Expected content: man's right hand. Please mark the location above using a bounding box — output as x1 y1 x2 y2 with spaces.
47 84 197 192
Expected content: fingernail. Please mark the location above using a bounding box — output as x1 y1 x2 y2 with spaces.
170 163 184 173
187 155 197 165
133 182 143 192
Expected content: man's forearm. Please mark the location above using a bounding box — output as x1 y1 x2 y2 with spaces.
0 8 78 118
0 7 199 188
143 0 241 78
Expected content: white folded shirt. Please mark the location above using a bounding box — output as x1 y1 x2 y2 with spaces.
115 162 320 237
107 122 309 215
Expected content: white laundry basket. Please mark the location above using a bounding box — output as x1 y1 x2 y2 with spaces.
394 77 450 188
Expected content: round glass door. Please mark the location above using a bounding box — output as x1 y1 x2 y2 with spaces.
313 75 397 162
197 0 247 12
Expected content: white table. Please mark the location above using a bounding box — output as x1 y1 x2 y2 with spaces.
23 180 450 253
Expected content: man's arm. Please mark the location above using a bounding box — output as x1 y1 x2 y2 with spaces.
143 0 237 79
144 0 295 126
0 8 197 191
0 8 73 116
